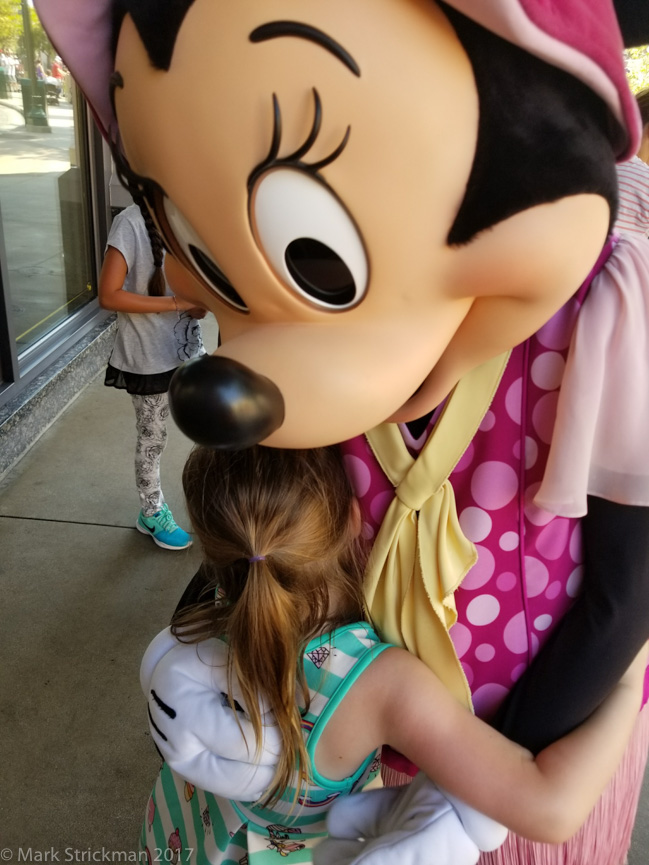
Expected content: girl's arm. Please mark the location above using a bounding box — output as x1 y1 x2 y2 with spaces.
318 643 647 843
98 246 198 314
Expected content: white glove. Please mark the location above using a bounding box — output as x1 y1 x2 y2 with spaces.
140 627 281 801
313 772 508 865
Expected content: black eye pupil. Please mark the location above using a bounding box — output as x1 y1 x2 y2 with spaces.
189 244 248 311
285 238 355 306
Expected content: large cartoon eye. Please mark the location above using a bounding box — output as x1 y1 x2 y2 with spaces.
250 168 368 310
162 198 248 312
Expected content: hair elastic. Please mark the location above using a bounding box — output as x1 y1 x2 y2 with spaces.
248 555 266 563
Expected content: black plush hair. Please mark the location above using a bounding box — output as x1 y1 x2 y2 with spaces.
441 4 623 245
112 0 196 70
613 0 649 47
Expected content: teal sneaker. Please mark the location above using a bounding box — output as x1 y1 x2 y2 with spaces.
136 504 192 550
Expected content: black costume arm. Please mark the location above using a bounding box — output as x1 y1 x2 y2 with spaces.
491 496 649 754
613 0 649 47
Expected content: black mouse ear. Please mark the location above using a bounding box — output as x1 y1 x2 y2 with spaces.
613 0 649 47
115 0 197 70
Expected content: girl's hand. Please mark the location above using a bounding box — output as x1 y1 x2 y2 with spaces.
187 306 208 319
176 297 207 317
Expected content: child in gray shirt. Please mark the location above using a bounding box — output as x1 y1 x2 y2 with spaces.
99 203 205 549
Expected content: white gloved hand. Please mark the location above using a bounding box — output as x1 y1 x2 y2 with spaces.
313 772 508 865
140 627 280 801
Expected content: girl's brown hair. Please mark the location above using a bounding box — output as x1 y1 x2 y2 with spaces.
172 445 366 806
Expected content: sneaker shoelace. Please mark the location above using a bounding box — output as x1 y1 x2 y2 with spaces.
156 504 179 533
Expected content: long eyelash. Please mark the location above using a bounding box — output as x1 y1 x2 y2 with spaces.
308 126 351 172
285 88 322 162
263 93 282 164
248 88 350 189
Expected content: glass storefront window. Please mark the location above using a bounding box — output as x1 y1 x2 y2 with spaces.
0 1 95 360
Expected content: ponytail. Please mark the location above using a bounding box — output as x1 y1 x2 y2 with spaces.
230 556 312 804
172 445 367 807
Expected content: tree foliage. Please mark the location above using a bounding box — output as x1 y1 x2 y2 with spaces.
0 2 53 66
26 7 52 60
624 46 649 93
0 1 23 52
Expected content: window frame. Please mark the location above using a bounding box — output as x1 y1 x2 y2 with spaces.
0 93 113 410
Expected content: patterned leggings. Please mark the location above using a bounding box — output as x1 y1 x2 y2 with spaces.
131 393 169 516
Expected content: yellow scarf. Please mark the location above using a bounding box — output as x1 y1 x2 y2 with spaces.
364 351 510 710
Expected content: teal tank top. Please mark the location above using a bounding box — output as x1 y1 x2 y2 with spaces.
141 622 393 864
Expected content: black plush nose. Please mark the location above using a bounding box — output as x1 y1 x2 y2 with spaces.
168 355 285 449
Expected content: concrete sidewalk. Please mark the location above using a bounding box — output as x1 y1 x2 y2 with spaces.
0 310 647 859
0 321 215 853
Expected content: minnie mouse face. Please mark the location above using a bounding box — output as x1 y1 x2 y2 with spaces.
113 0 609 448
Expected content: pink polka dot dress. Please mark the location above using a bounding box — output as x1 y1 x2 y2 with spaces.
341 291 585 723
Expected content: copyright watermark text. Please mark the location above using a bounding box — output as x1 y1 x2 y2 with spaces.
1 851 149 863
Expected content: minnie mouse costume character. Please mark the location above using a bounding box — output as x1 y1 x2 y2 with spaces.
34 1 649 863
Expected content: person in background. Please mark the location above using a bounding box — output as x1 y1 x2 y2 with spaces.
99 202 206 550
614 89 649 237
7 52 17 91
50 56 62 80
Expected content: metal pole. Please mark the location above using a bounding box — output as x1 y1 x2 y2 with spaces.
21 0 49 129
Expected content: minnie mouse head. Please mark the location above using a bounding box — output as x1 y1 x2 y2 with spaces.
34 0 648 448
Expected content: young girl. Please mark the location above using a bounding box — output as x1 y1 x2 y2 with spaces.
140 444 647 864
99 202 205 550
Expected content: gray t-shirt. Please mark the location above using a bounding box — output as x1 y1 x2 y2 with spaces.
106 204 204 375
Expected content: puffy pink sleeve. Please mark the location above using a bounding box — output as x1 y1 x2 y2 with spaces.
535 235 649 516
